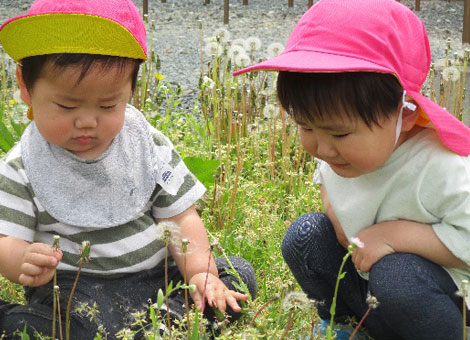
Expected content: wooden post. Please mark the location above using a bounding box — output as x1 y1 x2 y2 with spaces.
224 0 229 24
308 0 313 7
143 0 148 19
415 0 420 11
464 0 470 44
161 0 166 3
243 0 248 5
288 0 294 8
204 0 210 4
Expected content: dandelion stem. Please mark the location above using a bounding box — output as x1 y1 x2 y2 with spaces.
182 239 191 337
349 306 372 340
200 246 213 314
164 240 172 336
56 288 64 340
65 259 83 340
279 309 294 340
249 295 279 327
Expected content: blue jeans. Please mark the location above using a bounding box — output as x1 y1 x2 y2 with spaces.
0 256 257 339
281 213 470 340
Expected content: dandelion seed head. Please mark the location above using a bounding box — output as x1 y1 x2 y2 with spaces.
282 291 316 312
203 36 217 43
442 66 460 82
366 292 380 309
204 42 223 57
244 37 262 52
228 45 247 61
213 27 231 43
232 38 246 47
267 42 285 58
260 87 275 97
263 103 280 119
235 53 251 68
202 76 215 90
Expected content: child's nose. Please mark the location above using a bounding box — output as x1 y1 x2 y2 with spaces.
75 115 98 129
316 139 338 159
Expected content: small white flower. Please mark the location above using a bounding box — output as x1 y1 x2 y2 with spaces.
441 66 460 82
350 237 364 248
235 53 251 68
228 45 247 61
204 42 223 57
213 27 231 43
267 42 285 58
244 36 262 52
263 103 280 119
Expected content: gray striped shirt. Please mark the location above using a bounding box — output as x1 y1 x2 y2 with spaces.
0 124 206 277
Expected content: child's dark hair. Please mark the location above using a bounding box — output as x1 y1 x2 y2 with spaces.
20 54 142 92
277 72 404 128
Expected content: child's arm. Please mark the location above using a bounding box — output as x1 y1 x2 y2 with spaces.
353 220 467 272
155 206 249 314
0 235 62 286
320 185 349 248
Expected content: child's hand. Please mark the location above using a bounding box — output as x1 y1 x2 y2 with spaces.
189 272 249 314
19 242 62 287
353 223 395 272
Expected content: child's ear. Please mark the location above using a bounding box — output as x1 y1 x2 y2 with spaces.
16 64 32 105
400 96 420 132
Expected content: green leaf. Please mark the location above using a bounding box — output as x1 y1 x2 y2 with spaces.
156 289 164 310
191 308 200 340
21 323 30 340
184 157 220 188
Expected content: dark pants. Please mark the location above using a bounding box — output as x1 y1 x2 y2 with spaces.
281 212 470 340
0 256 257 339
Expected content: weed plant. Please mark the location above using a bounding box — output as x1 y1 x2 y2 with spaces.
0 21 469 339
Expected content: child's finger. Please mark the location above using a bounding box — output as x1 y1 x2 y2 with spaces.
225 294 242 313
20 262 45 276
24 252 58 268
190 289 204 311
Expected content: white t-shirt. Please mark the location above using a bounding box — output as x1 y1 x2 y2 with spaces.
315 128 470 304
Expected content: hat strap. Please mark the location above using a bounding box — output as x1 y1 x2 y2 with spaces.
394 90 417 145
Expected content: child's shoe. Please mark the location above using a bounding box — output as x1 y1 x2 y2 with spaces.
310 319 372 340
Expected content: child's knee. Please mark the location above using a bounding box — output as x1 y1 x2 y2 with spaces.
281 212 333 260
369 253 432 309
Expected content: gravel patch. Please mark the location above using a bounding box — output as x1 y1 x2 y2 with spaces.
0 0 467 109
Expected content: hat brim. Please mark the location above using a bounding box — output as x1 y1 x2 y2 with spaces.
0 13 147 62
408 90 470 156
233 49 393 76
233 50 470 156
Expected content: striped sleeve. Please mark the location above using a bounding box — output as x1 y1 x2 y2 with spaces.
150 129 206 218
0 144 37 241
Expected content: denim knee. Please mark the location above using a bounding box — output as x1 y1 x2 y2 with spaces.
281 212 333 263
370 253 446 309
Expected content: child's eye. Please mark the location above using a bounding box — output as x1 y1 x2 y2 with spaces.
100 105 117 110
333 133 349 138
56 103 76 110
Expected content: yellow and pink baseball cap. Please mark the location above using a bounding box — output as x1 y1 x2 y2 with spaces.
0 0 147 62
234 0 470 156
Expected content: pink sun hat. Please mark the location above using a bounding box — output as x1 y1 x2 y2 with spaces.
0 0 147 62
234 0 470 156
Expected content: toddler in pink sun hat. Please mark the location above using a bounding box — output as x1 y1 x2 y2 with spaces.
236 0 470 339
0 0 256 338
